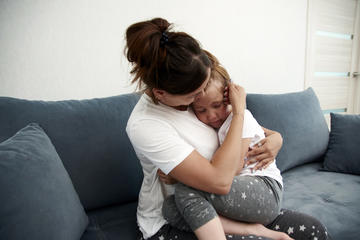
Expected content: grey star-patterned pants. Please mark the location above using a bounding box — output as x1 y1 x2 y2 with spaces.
154 175 331 240
165 176 283 231
138 209 331 240
137 223 274 240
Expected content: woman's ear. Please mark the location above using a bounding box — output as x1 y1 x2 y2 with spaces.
152 88 166 101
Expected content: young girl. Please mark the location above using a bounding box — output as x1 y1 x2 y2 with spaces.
160 51 290 240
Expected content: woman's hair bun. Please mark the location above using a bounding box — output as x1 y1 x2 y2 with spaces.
125 18 171 65
125 18 210 97
149 18 171 34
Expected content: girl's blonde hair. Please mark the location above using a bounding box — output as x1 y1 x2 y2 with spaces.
203 50 231 90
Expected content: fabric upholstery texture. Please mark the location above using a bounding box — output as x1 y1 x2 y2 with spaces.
282 162 360 240
323 113 360 175
1 90 357 240
246 88 329 172
81 202 138 240
0 94 143 211
0 123 88 240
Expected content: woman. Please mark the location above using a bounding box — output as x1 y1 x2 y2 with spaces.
125 17 330 240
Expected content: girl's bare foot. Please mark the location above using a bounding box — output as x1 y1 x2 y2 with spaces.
219 216 293 240
250 223 294 240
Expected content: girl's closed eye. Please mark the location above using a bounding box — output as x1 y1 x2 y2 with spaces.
196 108 206 113
213 104 221 108
211 102 223 108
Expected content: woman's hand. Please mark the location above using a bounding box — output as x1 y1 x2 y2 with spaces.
157 169 178 185
246 128 283 171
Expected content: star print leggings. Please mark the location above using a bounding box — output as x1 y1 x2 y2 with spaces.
148 175 331 240
137 208 331 240
165 176 283 231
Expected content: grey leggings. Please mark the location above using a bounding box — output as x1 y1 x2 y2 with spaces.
163 176 282 231
139 209 331 240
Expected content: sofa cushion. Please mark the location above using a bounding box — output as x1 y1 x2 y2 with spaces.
0 123 88 240
282 162 360 240
246 88 329 172
0 93 143 210
81 202 138 240
323 113 360 175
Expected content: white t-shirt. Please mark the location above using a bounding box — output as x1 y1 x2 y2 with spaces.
126 94 219 239
218 110 283 186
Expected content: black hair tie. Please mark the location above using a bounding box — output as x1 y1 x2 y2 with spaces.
160 32 169 47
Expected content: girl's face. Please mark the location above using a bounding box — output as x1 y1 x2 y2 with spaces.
192 81 230 129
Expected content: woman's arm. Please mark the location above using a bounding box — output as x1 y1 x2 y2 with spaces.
245 127 283 171
170 84 246 195
161 127 282 187
160 138 251 181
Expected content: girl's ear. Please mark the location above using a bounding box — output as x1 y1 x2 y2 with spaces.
152 88 166 101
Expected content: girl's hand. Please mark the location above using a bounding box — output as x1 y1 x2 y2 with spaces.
157 169 178 185
246 129 283 171
227 83 246 115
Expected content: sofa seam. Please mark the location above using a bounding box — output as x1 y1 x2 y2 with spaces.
91 215 108 240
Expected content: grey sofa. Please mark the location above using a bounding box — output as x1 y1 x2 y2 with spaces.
0 88 359 240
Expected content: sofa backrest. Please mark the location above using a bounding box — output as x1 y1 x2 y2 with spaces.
246 88 329 172
0 93 142 211
0 88 329 210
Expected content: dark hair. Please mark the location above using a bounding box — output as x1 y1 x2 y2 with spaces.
125 18 211 100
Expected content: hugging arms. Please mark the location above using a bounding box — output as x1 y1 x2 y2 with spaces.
125 17 330 240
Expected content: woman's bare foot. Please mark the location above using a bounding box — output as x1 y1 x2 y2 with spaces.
249 223 293 240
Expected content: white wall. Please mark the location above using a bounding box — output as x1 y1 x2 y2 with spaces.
0 0 308 100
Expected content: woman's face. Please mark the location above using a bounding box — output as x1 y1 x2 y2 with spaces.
156 69 211 110
192 81 230 129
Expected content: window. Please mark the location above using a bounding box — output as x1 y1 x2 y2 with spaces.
305 0 360 123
